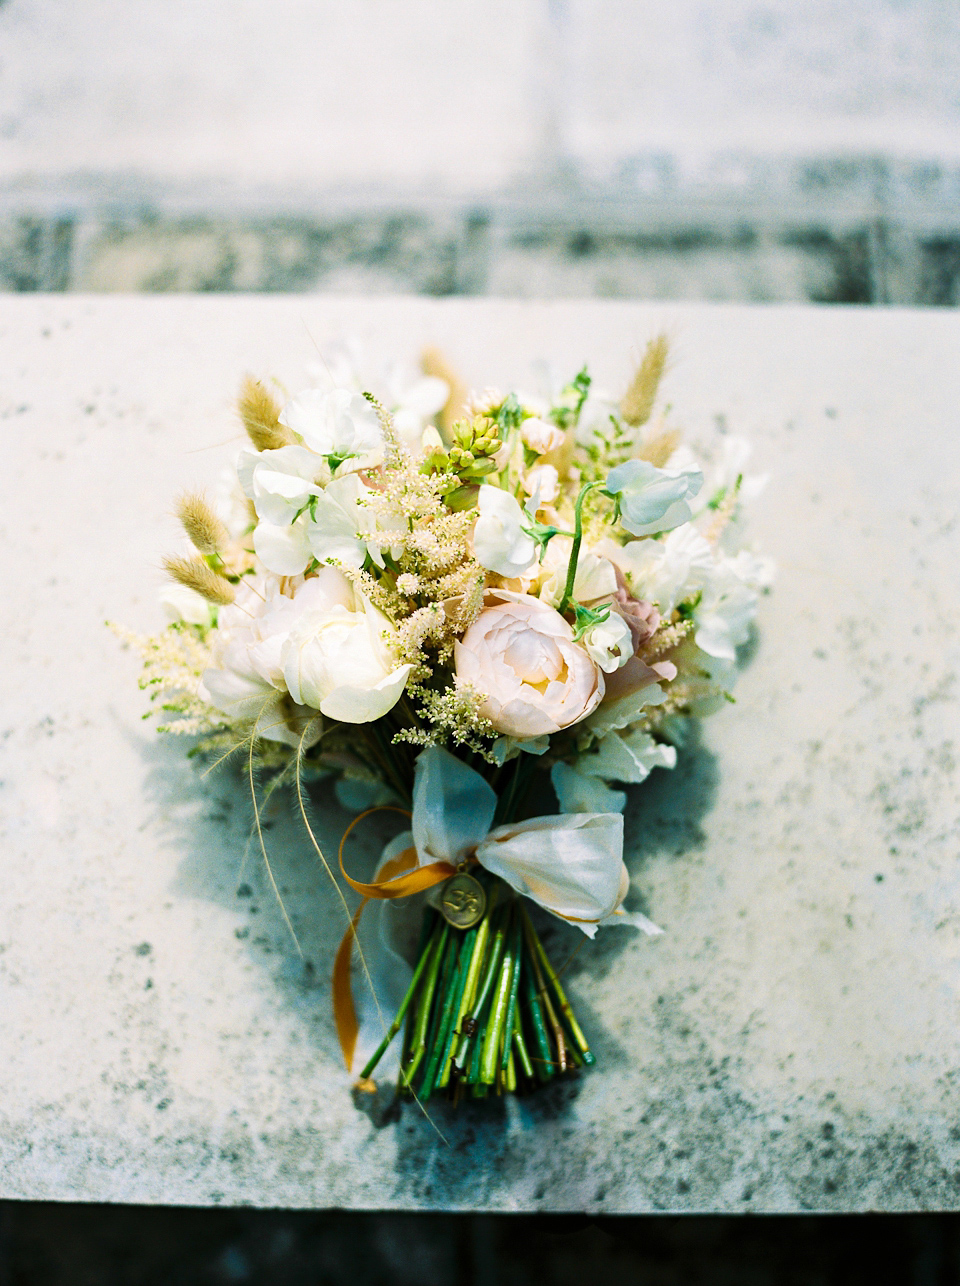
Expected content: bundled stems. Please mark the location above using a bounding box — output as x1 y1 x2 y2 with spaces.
359 876 594 1100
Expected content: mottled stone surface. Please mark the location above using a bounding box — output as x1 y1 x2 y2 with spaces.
1 296 959 1212
3 200 960 306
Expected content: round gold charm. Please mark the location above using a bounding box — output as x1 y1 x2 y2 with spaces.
439 872 487 929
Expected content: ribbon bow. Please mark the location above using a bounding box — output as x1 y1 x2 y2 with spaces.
334 746 661 1069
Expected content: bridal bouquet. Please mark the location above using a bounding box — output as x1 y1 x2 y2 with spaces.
120 335 770 1102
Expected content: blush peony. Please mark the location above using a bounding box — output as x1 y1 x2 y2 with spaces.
454 591 603 738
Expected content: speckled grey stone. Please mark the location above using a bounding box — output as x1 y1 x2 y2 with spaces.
2 297 959 1212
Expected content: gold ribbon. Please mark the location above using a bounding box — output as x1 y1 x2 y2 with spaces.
333 807 457 1071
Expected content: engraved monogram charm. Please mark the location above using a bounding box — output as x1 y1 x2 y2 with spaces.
439 872 487 929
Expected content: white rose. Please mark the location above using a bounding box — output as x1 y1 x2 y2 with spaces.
281 570 411 723
521 417 565 456
606 458 703 537
279 388 383 472
472 486 538 579
454 591 603 738
581 610 633 673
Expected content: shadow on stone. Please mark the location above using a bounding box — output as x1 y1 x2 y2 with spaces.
122 692 717 1154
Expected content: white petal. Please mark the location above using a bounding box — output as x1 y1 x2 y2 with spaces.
581 729 677 784
253 517 314 575
159 584 213 626
319 663 412 723
473 487 537 578
551 762 626 814
607 459 703 537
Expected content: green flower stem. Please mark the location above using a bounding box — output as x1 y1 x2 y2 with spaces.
480 907 517 1084
453 901 509 1072
504 1046 517 1093
398 909 435 1074
465 986 491 1085
418 930 457 1095
461 884 499 1014
521 959 555 1082
434 928 477 1088
523 908 594 1064
564 1040 585 1069
399 920 449 1092
522 916 567 1073
438 905 492 1090
420 927 476 1098
557 481 602 617
499 913 524 1072
359 915 443 1080
511 1007 535 1081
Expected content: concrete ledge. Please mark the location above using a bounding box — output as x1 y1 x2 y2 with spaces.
2 296 959 1211
1 190 959 303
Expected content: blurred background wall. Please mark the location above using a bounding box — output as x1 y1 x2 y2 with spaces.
1 0 959 303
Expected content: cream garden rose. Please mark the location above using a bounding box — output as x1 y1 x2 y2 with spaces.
454 591 603 738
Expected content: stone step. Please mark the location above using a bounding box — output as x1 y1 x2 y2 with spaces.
2 295 959 1211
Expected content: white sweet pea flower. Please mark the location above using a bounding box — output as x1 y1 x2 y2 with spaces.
238 445 324 527
602 524 714 614
581 610 633 673
307 473 404 571
279 388 383 472
727 548 776 591
473 486 538 579
307 473 371 570
537 538 618 609
522 463 559 506
573 388 618 446
693 554 770 660
281 570 412 723
254 513 314 576
307 344 449 451
521 417 565 457
213 465 256 540
160 583 214 627
388 372 449 448
606 458 703 537
699 436 768 510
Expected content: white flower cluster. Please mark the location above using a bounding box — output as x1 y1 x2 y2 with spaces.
159 341 771 808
